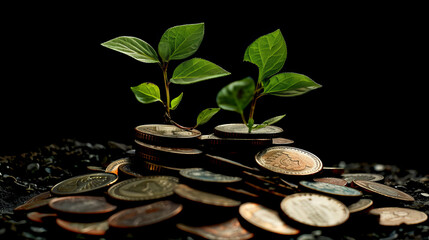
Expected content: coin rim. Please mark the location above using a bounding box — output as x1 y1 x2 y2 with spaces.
299 180 362 197
50 173 118 196
353 180 415 201
135 124 201 139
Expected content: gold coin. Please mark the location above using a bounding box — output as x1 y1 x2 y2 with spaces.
347 199 373 213
135 124 201 146
56 219 109 236
108 176 178 201
51 173 118 196
255 146 323 176
353 180 415 201
105 158 130 175
214 123 283 139
370 207 428 226
174 184 241 207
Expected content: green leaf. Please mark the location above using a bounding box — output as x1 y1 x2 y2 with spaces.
170 58 230 84
195 108 220 127
101 36 159 63
158 23 204 62
263 72 321 97
252 114 286 131
243 29 287 82
216 77 255 114
130 82 162 104
170 92 183 110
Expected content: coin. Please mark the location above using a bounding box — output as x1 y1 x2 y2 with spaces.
105 158 131 175
135 124 201 146
299 181 362 197
51 173 118 196
141 161 184 176
49 196 117 215
108 176 178 201
179 168 242 184
255 146 323 176
313 177 347 186
118 164 145 178
347 199 373 213
134 140 202 159
199 134 273 147
108 200 183 229
342 173 384 183
239 202 300 235
272 137 294 145
214 123 283 139
56 218 109 236
177 218 254 240
27 212 57 224
174 184 241 207
14 191 55 211
369 207 428 226
353 180 415 201
280 193 350 227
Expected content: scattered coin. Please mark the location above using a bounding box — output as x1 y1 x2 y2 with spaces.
255 146 323 176
214 123 283 139
174 184 241 207
108 200 183 229
369 207 428 226
299 181 362 197
272 137 294 145
280 193 350 227
199 134 273 147
342 173 384 183
177 218 254 240
108 176 178 201
135 124 201 146
49 196 117 215
140 161 184 176
347 199 373 213
56 218 109 236
179 168 242 184
14 191 55 211
51 173 118 196
105 158 131 175
313 177 347 186
353 180 415 201
239 202 300 235
27 212 57 224
118 164 145 178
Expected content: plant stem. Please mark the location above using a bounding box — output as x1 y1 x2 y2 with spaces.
162 62 171 117
248 82 263 122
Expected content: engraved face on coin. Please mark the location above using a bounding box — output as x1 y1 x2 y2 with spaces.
347 199 373 213
239 202 300 235
299 181 362 197
353 180 415 201
280 193 350 227
108 176 178 201
177 218 254 240
180 168 242 184
56 219 109 236
174 184 241 207
255 146 323 176
342 173 384 183
369 207 428 226
51 173 118 196
49 196 117 214
214 123 283 139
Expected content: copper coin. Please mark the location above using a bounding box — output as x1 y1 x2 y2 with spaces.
174 184 241 207
134 139 202 158
353 180 415 201
255 146 323 176
280 193 350 227
27 212 57 223
56 218 109 236
135 124 201 145
239 202 300 235
347 199 373 213
105 158 131 175
342 173 384 183
214 123 283 139
369 207 428 226
51 173 118 196
108 200 183 228
49 196 117 215
180 168 242 184
272 137 294 145
14 191 55 211
177 218 254 240
299 181 362 197
314 177 347 186
108 176 178 201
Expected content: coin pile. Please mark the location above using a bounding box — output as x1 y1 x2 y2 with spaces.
13 123 427 238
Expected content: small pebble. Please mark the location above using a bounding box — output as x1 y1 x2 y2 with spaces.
421 193 429 197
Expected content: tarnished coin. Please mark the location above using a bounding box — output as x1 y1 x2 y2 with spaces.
214 123 283 139
299 181 362 197
108 200 183 229
135 124 201 146
255 146 323 176
342 173 384 183
180 168 242 184
280 193 350 227
313 177 347 186
239 202 300 235
353 180 415 201
105 158 131 175
56 219 109 236
347 199 373 213
177 218 254 240
49 196 117 215
108 176 178 201
174 184 241 207
369 207 428 226
51 173 118 196
14 191 55 211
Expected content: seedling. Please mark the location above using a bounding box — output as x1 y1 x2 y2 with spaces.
101 23 229 129
216 29 321 133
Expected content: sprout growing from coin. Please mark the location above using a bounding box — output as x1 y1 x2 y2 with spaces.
102 23 230 129
216 29 321 133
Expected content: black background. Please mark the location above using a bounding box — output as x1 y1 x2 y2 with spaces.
1 4 426 169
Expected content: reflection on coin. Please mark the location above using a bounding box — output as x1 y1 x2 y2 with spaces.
108 200 183 229
214 123 283 139
56 219 109 236
180 168 242 184
342 173 384 183
105 158 131 175
174 184 241 207
51 173 118 196
299 181 362 197
370 207 428 226
239 202 300 235
49 196 117 215
108 176 178 201
280 193 349 227
347 199 373 213
177 218 254 240
255 146 323 176
353 180 415 201
135 124 201 145
313 177 347 186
